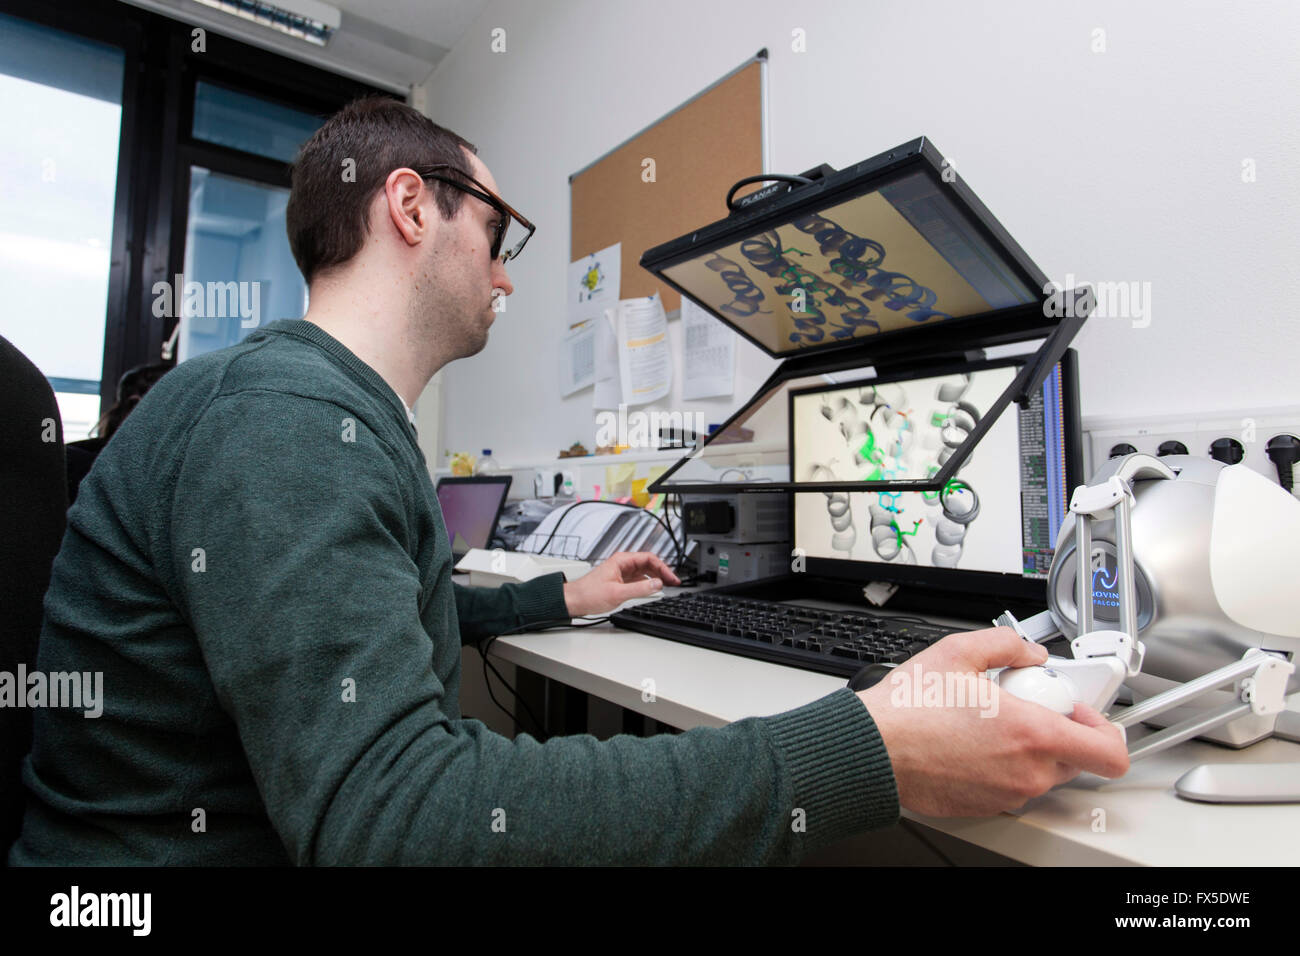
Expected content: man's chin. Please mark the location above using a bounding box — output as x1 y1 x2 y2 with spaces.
464 323 491 357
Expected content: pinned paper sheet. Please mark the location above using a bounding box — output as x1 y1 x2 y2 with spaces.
594 309 621 409
559 320 596 397
681 296 735 400
613 293 671 407
564 242 621 397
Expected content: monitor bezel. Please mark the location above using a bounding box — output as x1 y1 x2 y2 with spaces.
640 137 1055 362
645 298 1081 496
789 348 1083 604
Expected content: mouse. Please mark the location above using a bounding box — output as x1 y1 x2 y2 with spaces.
846 662 895 691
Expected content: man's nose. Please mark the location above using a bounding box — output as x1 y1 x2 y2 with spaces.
492 259 514 297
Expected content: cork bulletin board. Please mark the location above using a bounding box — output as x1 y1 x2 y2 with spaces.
569 52 766 312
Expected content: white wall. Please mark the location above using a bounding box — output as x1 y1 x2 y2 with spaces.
415 0 1300 471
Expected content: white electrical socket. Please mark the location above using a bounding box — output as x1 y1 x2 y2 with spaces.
1083 406 1300 496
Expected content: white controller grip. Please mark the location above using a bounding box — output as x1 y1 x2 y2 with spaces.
996 665 1077 714
994 656 1127 714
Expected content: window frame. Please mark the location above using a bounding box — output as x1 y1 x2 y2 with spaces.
0 0 390 415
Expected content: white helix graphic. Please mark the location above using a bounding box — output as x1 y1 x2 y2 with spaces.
810 374 982 567
930 375 981 567
810 462 856 552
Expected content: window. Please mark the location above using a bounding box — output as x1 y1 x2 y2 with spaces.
0 12 124 440
178 82 326 361
0 0 388 434
180 167 307 360
192 80 322 164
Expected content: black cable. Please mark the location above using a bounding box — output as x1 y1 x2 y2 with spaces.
476 616 610 741
670 493 705 580
623 499 684 568
478 616 598 738
663 495 687 571
479 654 545 739
530 499 589 556
531 498 684 573
1266 434 1300 492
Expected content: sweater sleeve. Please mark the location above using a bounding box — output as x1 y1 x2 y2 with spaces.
169 392 899 865
453 574 571 647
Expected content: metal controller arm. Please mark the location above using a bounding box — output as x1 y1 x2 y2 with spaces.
998 454 1295 763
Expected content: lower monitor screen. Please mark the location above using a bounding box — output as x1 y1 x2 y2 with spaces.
791 360 1068 580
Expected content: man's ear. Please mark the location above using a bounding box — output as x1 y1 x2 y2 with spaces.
383 168 431 247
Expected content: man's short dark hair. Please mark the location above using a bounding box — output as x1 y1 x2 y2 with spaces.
286 96 477 284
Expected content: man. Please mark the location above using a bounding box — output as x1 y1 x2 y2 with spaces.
10 98 1127 866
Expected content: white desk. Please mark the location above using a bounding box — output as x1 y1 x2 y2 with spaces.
489 592 1300 867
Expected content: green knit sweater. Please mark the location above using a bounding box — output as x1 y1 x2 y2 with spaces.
8 319 898 865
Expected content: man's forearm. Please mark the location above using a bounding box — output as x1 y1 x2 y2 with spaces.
309 688 898 865
453 573 571 645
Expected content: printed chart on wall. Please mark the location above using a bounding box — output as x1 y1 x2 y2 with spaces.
681 297 735 400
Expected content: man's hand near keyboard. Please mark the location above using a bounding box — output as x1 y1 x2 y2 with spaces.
562 551 681 617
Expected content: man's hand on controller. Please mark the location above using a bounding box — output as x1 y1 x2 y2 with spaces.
562 551 681 617
858 626 1130 817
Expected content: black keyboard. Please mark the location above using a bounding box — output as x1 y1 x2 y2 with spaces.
610 592 956 678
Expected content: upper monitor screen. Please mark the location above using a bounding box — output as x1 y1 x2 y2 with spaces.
658 167 1039 356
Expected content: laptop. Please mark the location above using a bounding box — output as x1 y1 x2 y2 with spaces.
435 475 513 560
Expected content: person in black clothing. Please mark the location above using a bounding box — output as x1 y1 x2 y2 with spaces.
65 362 171 504
0 336 68 853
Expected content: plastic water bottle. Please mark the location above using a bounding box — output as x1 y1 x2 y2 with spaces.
475 449 500 475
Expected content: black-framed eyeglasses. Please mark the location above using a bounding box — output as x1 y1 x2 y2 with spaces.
413 163 535 263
